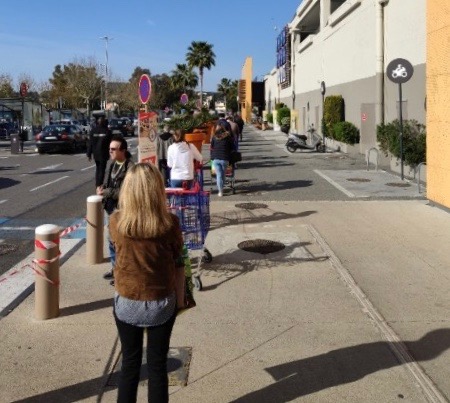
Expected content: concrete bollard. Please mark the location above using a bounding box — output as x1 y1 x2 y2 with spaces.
86 195 104 264
34 224 60 320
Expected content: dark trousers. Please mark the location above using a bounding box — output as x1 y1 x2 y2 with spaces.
114 310 177 403
95 159 108 187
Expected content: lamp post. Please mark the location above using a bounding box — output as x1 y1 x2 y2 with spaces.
99 36 113 111
99 63 105 110
320 81 326 153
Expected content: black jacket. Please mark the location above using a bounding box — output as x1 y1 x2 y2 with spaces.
210 131 235 161
87 123 112 162
102 157 134 214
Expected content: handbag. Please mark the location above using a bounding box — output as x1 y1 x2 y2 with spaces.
229 150 242 164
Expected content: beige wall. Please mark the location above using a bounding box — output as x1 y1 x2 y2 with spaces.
426 0 450 207
241 57 253 123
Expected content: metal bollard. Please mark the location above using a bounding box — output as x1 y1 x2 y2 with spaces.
86 195 104 264
34 224 60 320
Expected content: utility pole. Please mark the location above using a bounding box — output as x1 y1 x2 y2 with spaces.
99 36 113 112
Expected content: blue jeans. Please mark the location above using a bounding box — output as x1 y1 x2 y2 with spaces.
114 309 177 403
212 159 228 193
106 212 115 269
170 179 193 189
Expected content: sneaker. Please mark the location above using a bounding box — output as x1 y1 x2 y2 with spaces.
103 270 114 280
218 192 223 197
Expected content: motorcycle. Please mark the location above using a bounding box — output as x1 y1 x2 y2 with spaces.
285 126 325 152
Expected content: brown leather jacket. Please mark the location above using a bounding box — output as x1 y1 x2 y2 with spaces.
109 212 184 301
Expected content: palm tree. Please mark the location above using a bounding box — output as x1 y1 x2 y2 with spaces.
171 63 198 93
217 78 232 110
186 41 216 106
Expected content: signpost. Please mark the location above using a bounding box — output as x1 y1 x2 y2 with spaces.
138 74 157 164
19 82 28 145
386 58 414 180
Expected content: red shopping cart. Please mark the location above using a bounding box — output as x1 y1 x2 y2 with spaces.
166 185 211 290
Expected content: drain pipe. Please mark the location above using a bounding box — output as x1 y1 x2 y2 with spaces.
376 0 389 128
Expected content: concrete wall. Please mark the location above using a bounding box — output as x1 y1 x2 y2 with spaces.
241 57 253 123
265 0 426 154
426 0 450 207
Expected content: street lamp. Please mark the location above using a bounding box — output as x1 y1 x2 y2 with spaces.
99 36 113 111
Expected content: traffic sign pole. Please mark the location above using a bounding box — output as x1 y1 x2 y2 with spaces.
399 82 404 180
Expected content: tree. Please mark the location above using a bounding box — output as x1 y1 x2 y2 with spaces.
217 78 238 113
217 78 232 108
149 73 179 111
171 63 198 95
186 41 215 106
0 73 14 98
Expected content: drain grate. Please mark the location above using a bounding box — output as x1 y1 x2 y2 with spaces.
0 243 19 256
235 202 268 210
346 178 371 183
238 239 285 254
385 182 411 188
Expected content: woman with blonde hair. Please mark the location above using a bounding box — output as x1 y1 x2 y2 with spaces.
109 162 184 403
167 129 203 189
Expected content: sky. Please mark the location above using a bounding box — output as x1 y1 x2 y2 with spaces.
0 0 301 93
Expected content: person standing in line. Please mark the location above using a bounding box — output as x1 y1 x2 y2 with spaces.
156 126 174 187
97 135 134 283
226 115 240 149
234 113 244 141
167 129 203 189
109 163 185 403
210 123 235 197
87 116 112 187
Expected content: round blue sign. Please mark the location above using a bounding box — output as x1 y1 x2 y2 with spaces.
139 74 151 104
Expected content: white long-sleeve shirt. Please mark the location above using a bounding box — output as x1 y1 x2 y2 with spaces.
167 142 203 180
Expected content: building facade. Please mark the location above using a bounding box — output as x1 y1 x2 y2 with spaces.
265 0 426 155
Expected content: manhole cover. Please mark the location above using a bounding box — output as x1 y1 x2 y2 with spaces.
238 239 285 254
385 182 411 188
0 243 19 256
235 203 268 210
346 178 371 183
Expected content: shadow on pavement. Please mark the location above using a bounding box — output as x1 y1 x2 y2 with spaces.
230 329 450 402
59 298 113 317
0 177 20 190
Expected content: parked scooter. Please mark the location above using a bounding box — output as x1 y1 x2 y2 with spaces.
285 125 325 152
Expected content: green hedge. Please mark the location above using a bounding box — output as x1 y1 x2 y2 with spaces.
266 112 273 123
333 121 360 145
324 95 345 139
276 107 291 126
377 119 426 166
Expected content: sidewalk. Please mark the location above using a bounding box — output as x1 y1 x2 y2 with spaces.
0 199 449 402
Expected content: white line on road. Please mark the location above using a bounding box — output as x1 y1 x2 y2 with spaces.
0 200 7 205
29 176 69 192
81 164 95 171
0 226 35 230
39 163 63 170
313 169 356 198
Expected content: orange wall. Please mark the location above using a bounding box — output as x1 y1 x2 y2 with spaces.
426 0 450 207
241 57 252 123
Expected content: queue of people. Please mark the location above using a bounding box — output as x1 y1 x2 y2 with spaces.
86 113 244 402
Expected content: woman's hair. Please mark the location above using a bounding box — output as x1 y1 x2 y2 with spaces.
116 163 173 238
172 129 185 143
214 125 229 139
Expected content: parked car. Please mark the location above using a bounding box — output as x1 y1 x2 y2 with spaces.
0 122 17 140
108 118 134 137
35 124 87 154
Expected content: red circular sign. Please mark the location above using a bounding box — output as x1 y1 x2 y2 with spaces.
362 113 367 122
138 74 152 104
180 93 188 105
20 82 28 97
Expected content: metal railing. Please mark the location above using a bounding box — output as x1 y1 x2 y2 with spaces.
366 147 379 171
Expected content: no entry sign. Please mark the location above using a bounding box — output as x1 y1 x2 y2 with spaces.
139 74 152 104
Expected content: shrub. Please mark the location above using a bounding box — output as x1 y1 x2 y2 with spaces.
275 103 286 110
276 107 291 126
333 121 360 145
266 112 273 123
323 95 345 139
281 117 290 126
377 119 426 166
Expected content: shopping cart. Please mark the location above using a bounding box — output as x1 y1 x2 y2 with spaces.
207 160 236 194
166 185 211 290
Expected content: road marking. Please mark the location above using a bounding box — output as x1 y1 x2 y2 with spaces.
313 169 356 198
81 164 95 171
29 176 69 192
0 226 35 231
0 239 83 315
38 163 63 170
0 200 7 205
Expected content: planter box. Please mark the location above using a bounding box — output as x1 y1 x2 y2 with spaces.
326 138 360 156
